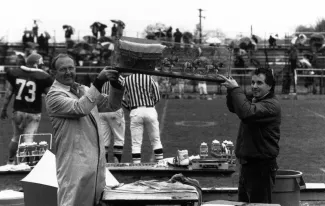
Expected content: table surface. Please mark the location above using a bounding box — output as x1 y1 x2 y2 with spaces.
106 163 236 178
0 162 236 178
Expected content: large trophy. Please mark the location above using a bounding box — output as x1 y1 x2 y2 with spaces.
112 36 227 83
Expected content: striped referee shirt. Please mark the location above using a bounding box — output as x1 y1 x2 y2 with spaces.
121 73 160 108
101 76 125 95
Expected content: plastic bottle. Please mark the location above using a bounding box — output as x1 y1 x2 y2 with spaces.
211 140 222 158
200 142 208 159
226 141 234 160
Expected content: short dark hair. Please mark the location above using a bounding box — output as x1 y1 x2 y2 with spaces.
253 67 276 92
50 53 75 70
26 53 42 67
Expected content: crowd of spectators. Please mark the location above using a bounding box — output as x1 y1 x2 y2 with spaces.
3 20 325 96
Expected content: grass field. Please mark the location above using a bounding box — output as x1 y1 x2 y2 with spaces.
1 95 325 189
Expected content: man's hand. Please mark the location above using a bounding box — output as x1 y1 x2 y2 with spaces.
220 75 239 89
97 66 119 82
0 109 8 120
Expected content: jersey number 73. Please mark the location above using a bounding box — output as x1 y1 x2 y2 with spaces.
15 78 36 102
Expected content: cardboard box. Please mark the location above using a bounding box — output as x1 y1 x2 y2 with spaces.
21 150 58 206
21 150 119 206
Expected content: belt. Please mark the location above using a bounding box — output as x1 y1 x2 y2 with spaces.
130 106 154 110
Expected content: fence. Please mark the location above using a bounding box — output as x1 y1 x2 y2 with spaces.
0 66 284 95
295 68 325 94
3 65 325 95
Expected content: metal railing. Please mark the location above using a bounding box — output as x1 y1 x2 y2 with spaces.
3 65 325 95
294 68 325 94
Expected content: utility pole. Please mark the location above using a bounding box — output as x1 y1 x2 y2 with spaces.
198 9 205 44
251 25 253 36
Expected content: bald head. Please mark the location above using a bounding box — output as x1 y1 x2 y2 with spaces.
51 53 76 86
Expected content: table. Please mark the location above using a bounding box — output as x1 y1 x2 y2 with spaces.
101 190 198 206
202 200 281 205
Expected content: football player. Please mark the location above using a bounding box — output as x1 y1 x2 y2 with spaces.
0 53 53 165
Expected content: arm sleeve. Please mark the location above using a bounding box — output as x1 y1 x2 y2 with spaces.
226 88 235 113
43 76 54 94
151 78 160 104
97 82 124 113
229 87 280 124
45 85 101 118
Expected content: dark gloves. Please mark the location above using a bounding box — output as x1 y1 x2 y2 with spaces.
93 78 106 92
110 80 123 90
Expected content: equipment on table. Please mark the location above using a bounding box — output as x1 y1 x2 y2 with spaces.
191 158 230 170
16 133 52 166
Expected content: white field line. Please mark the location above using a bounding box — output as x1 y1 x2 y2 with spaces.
159 99 169 135
320 168 325 173
304 108 325 120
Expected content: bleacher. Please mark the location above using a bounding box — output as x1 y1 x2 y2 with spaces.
1 40 325 94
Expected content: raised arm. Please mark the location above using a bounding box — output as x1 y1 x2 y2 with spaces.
45 85 102 118
229 88 280 124
46 67 121 118
97 81 124 113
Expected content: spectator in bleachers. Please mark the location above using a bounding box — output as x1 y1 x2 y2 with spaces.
63 25 74 41
288 45 299 92
22 33 29 51
111 24 117 37
268 34 278 48
116 22 125 39
37 33 46 53
298 54 312 69
166 27 173 42
234 48 246 68
173 28 183 48
298 54 316 93
22 32 34 51
99 24 107 37
90 22 100 39
297 34 307 46
32 20 38 42
44 34 50 55
288 45 298 74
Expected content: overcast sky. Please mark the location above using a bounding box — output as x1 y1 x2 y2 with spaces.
0 0 324 42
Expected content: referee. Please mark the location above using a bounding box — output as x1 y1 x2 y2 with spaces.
122 73 163 163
